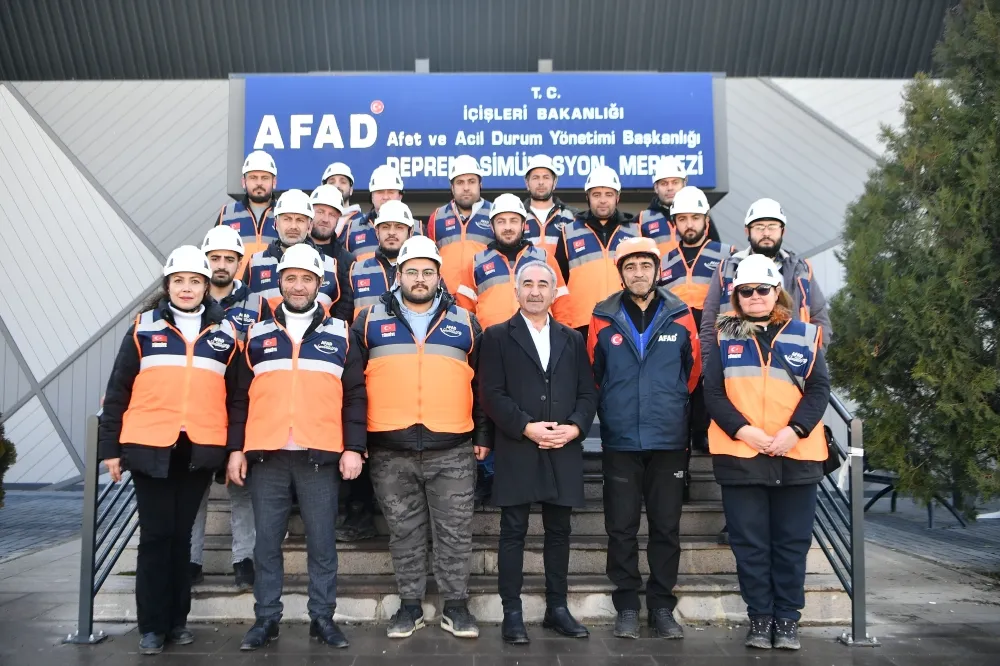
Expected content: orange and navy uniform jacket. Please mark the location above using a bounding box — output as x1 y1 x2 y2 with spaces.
97 301 241 478
659 241 735 317
216 279 260 342
426 199 494 298
226 303 368 465
335 204 366 244
349 251 399 320
350 289 490 452
554 209 640 329
245 239 353 322
217 196 277 275
703 313 830 486
587 287 701 452
456 240 571 329
340 208 380 260
522 197 577 258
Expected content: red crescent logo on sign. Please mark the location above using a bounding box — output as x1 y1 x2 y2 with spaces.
370 100 385 114
611 333 624 346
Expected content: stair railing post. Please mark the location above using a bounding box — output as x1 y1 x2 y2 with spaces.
838 417 878 647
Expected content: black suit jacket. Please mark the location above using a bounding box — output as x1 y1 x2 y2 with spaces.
478 312 598 507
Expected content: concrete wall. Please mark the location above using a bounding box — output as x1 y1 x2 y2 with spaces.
0 77 910 485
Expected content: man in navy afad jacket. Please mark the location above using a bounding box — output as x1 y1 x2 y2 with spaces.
587 237 701 641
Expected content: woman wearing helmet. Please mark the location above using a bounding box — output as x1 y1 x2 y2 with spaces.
98 246 241 655
703 254 830 651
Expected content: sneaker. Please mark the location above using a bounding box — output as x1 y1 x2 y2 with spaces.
772 618 800 650
189 562 204 585
648 608 684 639
233 558 254 592
745 615 774 649
167 626 194 645
441 605 479 638
613 609 640 639
386 605 425 639
138 632 165 655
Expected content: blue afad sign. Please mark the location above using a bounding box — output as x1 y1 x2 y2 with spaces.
243 73 717 191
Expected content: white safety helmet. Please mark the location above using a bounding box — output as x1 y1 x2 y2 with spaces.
744 198 787 227
163 245 212 278
321 161 354 185
397 236 443 268
448 155 485 181
274 189 314 219
277 243 325 278
374 200 416 228
584 165 621 193
369 165 404 192
524 154 557 178
651 156 687 185
242 150 277 176
309 185 346 213
201 225 245 256
489 193 528 220
733 254 782 287
671 186 710 217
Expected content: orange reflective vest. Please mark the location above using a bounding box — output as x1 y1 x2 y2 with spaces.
708 319 827 461
660 241 734 311
362 302 475 434
427 200 494 296
120 310 238 447
560 219 640 329
456 244 570 329
217 199 277 275
243 317 350 452
638 209 678 259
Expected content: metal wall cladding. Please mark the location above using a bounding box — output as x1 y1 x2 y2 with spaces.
0 0 950 80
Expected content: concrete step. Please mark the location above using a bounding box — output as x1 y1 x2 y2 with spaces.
144 533 831 578
95 572 849 625
202 498 727 539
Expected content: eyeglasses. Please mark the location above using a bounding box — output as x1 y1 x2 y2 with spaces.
736 285 774 298
749 223 783 233
402 269 438 280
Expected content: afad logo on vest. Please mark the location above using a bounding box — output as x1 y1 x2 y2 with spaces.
784 352 808 368
207 336 233 352
705 260 720 271
475 218 492 231
440 324 462 338
314 340 339 355
611 333 624 346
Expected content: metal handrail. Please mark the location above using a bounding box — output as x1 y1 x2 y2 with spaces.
65 409 137 645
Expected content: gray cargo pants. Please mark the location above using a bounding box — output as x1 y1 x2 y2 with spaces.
369 445 475 603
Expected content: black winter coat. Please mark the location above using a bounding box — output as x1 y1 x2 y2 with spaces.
97 300 240 478
478 313 598 507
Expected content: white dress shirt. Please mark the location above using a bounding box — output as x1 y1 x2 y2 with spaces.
521 312 551 370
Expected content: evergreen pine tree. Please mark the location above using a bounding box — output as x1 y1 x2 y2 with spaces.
0 416 16 509
828 0 1000 516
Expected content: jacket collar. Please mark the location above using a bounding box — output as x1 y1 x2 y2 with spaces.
241 194 276 211
157 298 225 329
274 302 326 338
509 310 567 373
378 285 456 321
647 196 671 217
486 238 531 259
266 237 321 261
593 286 688 328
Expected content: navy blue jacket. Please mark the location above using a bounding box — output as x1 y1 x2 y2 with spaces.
587 287 702 452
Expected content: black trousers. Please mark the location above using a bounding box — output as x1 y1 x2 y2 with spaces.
343 460 375 510
132 449 213 635
497 502 573 613
721 483 818 622
603 449 686 612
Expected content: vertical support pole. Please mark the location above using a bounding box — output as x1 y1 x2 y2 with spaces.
839 417 878 647
64 414 107 644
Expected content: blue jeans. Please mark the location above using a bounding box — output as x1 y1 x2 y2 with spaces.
249 451 340 621
190 481 255 565
478 450 494 477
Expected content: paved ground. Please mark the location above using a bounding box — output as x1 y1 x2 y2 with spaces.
0 491 83 563
1 537 998 665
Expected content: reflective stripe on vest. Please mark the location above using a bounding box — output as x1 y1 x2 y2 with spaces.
120 310 237 447
707 320 827 461
244 318 348 452
562 220 640 328
247 250 340 312
219 201 276 273
363 303 475 434
350 257 392 319
344 215 379 260
719 255 814 323
460 245 556 330
429 201 494 296
638 210 678 258
525 207 574 258
660 241 731 311
336 208 365 243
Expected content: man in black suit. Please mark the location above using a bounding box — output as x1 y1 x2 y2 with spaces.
478 262 599 646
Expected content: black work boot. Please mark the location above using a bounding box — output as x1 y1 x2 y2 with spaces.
745 615 774 649
772 618 800 650
310 616 349 648
543 606 589 638
240 618 279 651
502 611 530 645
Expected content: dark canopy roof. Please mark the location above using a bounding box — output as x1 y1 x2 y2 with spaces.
0 0 951 80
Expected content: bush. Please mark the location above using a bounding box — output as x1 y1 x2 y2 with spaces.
0 416 16 509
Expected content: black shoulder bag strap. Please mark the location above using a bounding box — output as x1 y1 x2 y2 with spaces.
757 335 840 476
